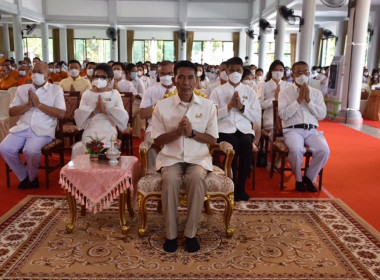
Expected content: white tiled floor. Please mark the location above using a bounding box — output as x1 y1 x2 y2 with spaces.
343 123 380 139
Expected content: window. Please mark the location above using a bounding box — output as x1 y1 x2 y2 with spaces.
74 39 111 63
320 37 336 67
191 41 234 65
22 37 54 62
132 40 174 63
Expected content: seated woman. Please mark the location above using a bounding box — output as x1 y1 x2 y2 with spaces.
71 63 129 159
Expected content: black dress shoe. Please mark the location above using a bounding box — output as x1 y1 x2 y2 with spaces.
185 237 200 253
29 177 40 189
18 177 29 189
303 176 317 192
239 190 250 201
163 238 178 253
295 181 306 192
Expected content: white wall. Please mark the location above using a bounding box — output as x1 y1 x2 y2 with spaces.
46 0 107 17
117 1 178 18
188 2 248 19
22 0 42 13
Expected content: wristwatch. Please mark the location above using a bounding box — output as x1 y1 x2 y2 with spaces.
189 129 196 138
239 105 245 113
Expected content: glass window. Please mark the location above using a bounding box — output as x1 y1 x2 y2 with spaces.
133 40 144 63
132 40 174 63
191 41 234 65
320 37 336 67
73 38 111 63
22 37 54 62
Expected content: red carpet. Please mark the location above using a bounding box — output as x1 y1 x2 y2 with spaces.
363 119 380 129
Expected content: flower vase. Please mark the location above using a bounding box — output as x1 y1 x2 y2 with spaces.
90 154 99 162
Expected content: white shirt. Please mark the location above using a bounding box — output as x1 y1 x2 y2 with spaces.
140 83 176 133
278 83 326 128
152 94 218 171
131 78 146 104
210 82 261 135
10 82 66 138
110 79 137 95
259 79 292 130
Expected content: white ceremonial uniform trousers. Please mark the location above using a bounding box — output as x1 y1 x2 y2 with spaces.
283 128 330 183
161 163 208 240
0 128 53 182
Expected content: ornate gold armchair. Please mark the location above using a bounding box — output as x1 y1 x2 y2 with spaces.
137 141 235 238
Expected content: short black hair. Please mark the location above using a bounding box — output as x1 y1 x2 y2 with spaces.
112 62 125 71
174 60 197 76
125 63 136 72
242 67 253 80
93 63 113 79
292 61 308 71
86 62 96 69
226 57 243 67
68 59 81 68
256 68 264 74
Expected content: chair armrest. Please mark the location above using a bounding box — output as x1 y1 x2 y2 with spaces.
209 141 235 179
139 141 152 177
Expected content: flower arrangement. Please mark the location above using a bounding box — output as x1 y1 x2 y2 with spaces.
85 135 105 155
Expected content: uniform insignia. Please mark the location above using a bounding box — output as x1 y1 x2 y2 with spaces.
104 97 111 101
195 113 203 118
243 95 248 100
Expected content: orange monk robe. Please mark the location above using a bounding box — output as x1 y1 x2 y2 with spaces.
8 70 20 80
60 71 68 79
16 75 32 86
0 76 18 90
80 70 87 77
50 72 62 83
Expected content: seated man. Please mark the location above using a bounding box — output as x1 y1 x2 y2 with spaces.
59 59 91 95
0 64 18 89
152 60 218 253
16 64 32 86
278 61 330 192
0 62 66 189
210 57 261 201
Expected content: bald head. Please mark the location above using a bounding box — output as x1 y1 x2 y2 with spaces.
33 62 49 75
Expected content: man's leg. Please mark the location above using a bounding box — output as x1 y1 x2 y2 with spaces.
283 129 306 190
236 131 253 200
305 130 330 183
144 131 157 170
161 163 184 252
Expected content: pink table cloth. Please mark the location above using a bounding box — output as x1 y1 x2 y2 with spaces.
59 155 138 213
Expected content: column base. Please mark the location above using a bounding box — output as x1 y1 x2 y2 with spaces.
334 109 363 124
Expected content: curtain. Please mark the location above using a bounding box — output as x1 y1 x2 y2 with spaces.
0 27 3 54
173 31 178 61
232 32 239 57
9 27 14 52
316 28 323 65
290 33 297 66
53 28 60 62
186 31 194 61
127 30 134 63
67 29 74 61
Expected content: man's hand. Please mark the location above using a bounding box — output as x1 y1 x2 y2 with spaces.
178 116 192 137
297 85 305 104
70 84 76 92
28 88 40 107
303 83 311 103
274 84 280 100
235 92 244 110
228 91 240 111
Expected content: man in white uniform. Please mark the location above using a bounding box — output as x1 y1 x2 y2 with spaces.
152 60 218 253
278 61 330 192
0 62 66 189
210 57 261 201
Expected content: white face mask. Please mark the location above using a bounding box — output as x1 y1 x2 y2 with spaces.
197 71 202 77
219 70 229 81
364 71 369 76
321 70 326 74
49 68 54 73
272 71 284 80
242 80 252 86
228 72 242 84
150 70 156 77
92 78 108 89
19 70 27 77
113 70 122 79
143 69 147 75
374 75 379 79
251 70 256 75
160 75 173 86
32 73 46 86
295 74 309 86
256 76 263 81
54 68 61 73
138 70 143 77
87 69 93 77
69 69 80 78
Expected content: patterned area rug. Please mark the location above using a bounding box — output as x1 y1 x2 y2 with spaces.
0 196 380 279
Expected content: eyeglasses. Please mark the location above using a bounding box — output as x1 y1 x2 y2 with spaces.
294 70 310 76
94 75 107 79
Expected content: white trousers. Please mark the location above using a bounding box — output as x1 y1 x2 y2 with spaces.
0 128 53 181
283 128 330 183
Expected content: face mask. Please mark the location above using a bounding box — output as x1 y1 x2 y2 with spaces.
256 76 263 81
197 71 202 77
219 70 228 81
272 71 284 80
316 69 321 73
150 70 156 77
32 73 46 86
54 68 61 73
160 75 173 86
143 69 147 75
87 69 93 76
312 70 317 75
69 69 80 78
92 78 108 89
131 72 138 80
285 70 291 76
364 72 369 76
228 72 242 84
113 70 122 79
295 74 309 85
321 70 326 74
210 68 215 73
138 70 143 76
49 68 54 73
251 70 256 75
242 80 252 86
374 75 379 79
10 67 15 71
19 70 27 77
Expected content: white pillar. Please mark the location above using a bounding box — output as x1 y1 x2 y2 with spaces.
178 38 186 61
12 14 24 62
298 0 316 66
110 25 118 61
59 27 68 62
247 36 255 65
274 12 285 62
119 28 127 62
336 0 371 124
311 25 320 66
334 21 345 56
2 24 11 57
258 30 267 71
41 22 49 62
238 29 247 60
367 7 380 71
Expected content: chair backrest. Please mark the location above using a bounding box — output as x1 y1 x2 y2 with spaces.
119 92 133 126
63 91 80 122
272 100 283 141
0 90 11 117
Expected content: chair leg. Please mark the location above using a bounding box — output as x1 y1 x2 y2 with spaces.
280 155 285 190
138 193 149 237
269 148 276 178
222 193 234 238
318 168 323 191
44 154 50 189
6 163 11 188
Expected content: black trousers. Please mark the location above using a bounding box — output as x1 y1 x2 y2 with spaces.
218 131 254 192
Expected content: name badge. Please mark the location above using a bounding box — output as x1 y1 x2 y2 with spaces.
242 95 248 100
104 97 111 101
195 113 203 118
